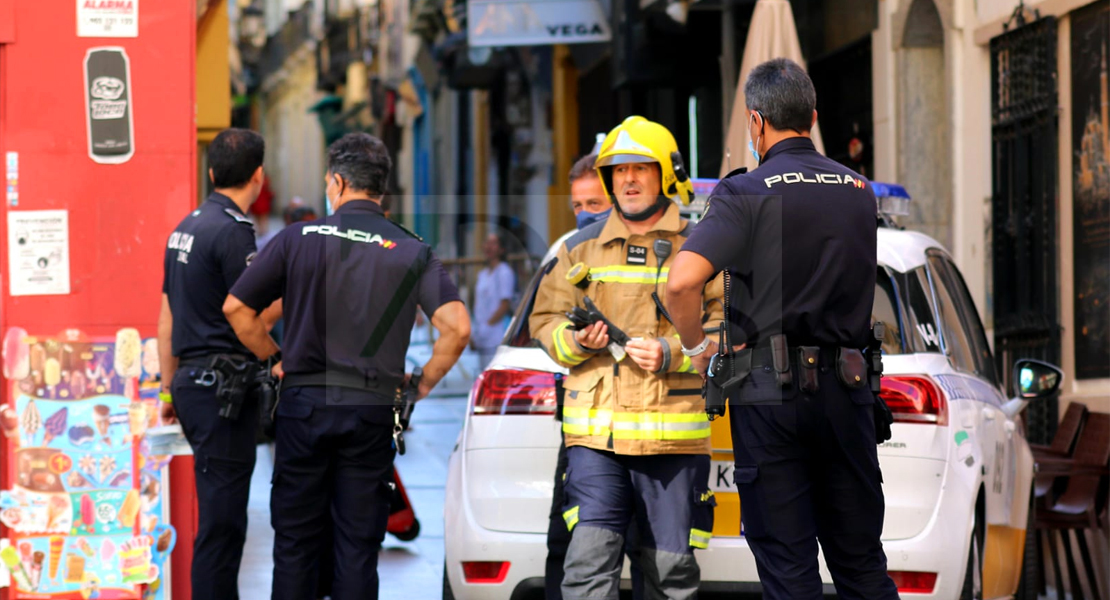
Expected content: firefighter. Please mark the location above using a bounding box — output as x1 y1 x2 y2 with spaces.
530 116 723 600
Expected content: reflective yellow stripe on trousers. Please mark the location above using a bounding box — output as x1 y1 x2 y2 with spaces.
610 412 710 440
561 406 613 437
689 528 712 549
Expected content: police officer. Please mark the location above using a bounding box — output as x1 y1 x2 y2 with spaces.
158 128 280 600
222 132 470 600
530 116 722 600
665 58 899 600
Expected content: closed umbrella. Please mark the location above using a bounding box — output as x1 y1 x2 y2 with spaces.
720 0 824 176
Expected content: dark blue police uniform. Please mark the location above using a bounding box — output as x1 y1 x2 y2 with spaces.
162 192 261 600
682 138 899 600
229 199 460 600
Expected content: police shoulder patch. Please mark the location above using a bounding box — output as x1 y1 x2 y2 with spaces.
224 208 254 225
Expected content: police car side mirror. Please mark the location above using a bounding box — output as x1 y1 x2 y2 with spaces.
1001 359 1064 419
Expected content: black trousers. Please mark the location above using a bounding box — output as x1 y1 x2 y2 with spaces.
270 386 395 600
172 367 260 600
729 365 899 600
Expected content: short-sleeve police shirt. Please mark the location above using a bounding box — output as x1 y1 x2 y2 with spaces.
162 192 258 359
682 138 877 348
229 200 461 381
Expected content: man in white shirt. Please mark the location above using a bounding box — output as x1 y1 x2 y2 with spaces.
471 233 516 367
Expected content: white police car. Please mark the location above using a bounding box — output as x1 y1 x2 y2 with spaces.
443 181 1061 599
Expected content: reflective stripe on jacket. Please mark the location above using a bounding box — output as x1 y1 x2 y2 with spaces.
529 204 724 456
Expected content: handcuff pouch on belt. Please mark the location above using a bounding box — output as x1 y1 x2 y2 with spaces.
835 348 869 390
796 346 820 393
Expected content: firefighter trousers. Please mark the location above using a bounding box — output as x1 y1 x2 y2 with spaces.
561 446 714 600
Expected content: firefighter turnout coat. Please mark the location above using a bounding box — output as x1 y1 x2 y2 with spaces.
530 203 723 456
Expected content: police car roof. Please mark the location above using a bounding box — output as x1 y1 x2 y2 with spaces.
878 228 949 273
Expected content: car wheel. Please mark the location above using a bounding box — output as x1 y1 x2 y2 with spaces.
1014 492 1039 600
392 518 421 542
960 512 984 600
443 562 456 600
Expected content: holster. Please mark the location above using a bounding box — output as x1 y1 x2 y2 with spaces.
796 346 820 393
836 348 868 390
704 350 752 419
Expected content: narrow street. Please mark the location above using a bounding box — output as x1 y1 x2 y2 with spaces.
237 395 468 600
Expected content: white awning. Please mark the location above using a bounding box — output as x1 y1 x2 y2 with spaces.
467 0 612 47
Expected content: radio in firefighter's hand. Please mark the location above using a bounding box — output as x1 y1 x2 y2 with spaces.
564 296 632 361
393 367 423 456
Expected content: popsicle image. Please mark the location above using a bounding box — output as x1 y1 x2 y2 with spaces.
19 541 31 574
141 339 159 380
100 538 116 563
80 493 94 532
44 357 61 393
3 327 30 380
114 328 142 379
49 536 64 581
43 407 67 446
119 489 141 528
1 405 20 444
75 537 94 557
0 545 33 590
30 551 44 590
21 399 41 445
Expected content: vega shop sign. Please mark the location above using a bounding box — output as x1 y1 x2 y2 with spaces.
468 0 611 47
83 47 135 165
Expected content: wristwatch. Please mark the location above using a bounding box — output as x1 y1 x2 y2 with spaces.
681 337 711 357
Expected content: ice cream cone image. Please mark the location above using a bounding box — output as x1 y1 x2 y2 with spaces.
31 550 44 590
21 400 41 446
43 407 67 446
49 536 64 582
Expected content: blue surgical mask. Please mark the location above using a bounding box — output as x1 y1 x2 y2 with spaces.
748 140 760 164
576 207 612 230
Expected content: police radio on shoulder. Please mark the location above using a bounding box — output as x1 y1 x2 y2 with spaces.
681 336 711 357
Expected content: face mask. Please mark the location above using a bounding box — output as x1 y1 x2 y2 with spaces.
748 112 764 165
576 207 611 230
324 177 337 215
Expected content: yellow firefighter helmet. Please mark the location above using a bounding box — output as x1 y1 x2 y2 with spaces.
595 116 694 205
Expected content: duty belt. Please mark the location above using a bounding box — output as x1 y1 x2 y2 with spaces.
179 353 253 368
282 370 402 395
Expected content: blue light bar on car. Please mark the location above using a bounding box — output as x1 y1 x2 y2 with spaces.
871 182 911 216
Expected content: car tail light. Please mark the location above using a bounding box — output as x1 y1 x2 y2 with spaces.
472 369 556 416
887 571 937 594
879 375 948 426
462 561 510 584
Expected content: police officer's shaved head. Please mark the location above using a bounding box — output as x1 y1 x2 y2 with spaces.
744 58 817 134
208 128 265 189
327 132 393 196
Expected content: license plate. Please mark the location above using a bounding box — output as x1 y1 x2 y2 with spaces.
709 460 735 493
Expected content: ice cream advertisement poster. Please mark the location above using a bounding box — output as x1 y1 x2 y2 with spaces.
1 330 174 600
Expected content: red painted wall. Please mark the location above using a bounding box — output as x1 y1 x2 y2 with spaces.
0 1 197 598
